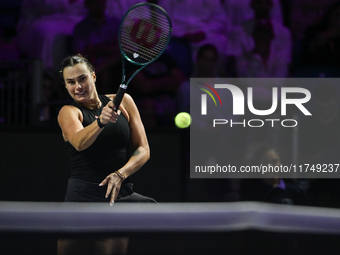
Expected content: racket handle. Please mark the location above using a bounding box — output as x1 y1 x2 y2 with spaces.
113 85 126 111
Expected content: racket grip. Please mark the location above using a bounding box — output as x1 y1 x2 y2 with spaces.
113 85 126 111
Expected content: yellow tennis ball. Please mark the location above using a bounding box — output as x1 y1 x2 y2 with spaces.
175 112 191 128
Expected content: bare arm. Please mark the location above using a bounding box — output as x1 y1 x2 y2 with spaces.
99 94 150 204
118 94 150 177
57 102 119 151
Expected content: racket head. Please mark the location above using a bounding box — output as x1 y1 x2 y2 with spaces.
119 3 172 66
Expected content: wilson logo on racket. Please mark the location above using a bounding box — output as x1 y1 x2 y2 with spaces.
130 19 162 49
197 82 222 115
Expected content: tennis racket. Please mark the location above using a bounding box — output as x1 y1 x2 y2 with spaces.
113 2 172 111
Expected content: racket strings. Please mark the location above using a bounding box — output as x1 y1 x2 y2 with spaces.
121 17 169 47
121 36 169 63
127 6 170 30
120 5 171 64
121 35 168 59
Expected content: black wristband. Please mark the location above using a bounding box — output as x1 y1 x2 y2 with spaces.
97 117 106 128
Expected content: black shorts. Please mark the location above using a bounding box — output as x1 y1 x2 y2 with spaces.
64 178 156 203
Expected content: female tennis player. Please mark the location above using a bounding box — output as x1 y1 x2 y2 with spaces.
57 53 154 254
58 53 153 205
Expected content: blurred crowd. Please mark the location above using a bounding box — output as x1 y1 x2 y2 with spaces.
1 0 340 124
2 0 340 206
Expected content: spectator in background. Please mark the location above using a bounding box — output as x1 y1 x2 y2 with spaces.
105 0 142 21
0 0 22 62
158 0 229 74
72 0 121 94
298 1 340 67
229 0 292 78
177 44 219 113
192 44 219 78
222 0 284 27
240 143 305 205
290 0 339 43
16 0 86 71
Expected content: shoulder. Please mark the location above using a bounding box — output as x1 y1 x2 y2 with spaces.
58 104 78 113
105 93 135 106
58 104 82 121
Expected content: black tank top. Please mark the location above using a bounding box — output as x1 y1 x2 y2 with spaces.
67 95 132 183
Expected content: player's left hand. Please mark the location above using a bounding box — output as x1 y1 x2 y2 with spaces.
99 172 123 205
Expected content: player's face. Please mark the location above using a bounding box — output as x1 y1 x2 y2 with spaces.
63 63 97 105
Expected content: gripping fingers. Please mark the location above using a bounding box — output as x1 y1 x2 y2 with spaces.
107 101 116 111
111 110 121 123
